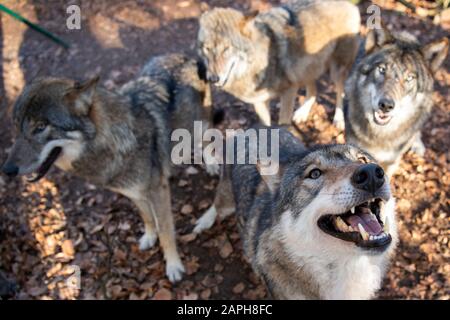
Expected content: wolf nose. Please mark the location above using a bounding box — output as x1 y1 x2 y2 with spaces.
1 163 19 178
351 164 385 194
378 98 395 112
207 73 220 84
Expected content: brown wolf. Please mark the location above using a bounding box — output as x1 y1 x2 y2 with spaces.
198 0 360 129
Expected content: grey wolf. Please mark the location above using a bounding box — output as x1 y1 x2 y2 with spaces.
195 127 398 299
197 0 360 129
1 54 212 282
345 26 448 176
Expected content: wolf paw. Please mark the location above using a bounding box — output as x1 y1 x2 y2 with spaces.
333 111 345 131
166 259 185 283
292 107 310 124
193 206 217 234
138 231 157 251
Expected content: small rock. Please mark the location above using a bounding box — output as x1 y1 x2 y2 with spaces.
61 239 75 257
178 179 189 187
153 288 172 300
232 282 245 294
219 237 233 259
185 166 199 175
181 204 193 215
200 288 211 299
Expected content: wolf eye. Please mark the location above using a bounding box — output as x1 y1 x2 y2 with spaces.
358 155 369 163
377 65 386 74
33 122 47 134
406 74 415 82
307 169 322 179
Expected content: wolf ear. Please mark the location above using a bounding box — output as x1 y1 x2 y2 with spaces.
421 37 449 74
256 159 281 193
200 2 210 13
239 10 259 38
65 76 99 115
365 24 392 53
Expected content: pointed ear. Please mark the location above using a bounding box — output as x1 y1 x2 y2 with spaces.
65 76 99 115
200 2 210 13
256 158 281 193
239 10 258 38
421 37 449 74
365 24 392 53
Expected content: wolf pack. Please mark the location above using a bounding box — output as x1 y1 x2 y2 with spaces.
1 0 448 300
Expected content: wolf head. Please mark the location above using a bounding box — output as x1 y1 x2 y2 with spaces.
197 8 262 87
349 25 448 127
259 144 397 257
1 77 99 182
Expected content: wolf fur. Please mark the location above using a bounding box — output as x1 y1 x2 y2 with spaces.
198 0 360 129
2 54 212 282
345 26 448 176
195 128 398 299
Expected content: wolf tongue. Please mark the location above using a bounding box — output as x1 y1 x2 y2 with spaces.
344 210 383 235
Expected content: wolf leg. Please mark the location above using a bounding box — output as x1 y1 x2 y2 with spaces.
293 82 316 124
254 101 271 126
149 177 185 283
331 64 347 131
410 132 426 157
194 173 234 234
278 86 298 125
133 199 158 251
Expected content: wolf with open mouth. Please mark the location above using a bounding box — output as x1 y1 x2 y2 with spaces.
194 127 398 299
1 53 213 283
345 26 448 176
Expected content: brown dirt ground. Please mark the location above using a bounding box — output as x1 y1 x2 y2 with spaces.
0 0 448 300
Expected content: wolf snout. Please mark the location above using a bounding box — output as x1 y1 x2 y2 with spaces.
378 97 395 113
351 163 385 194
1 162 19 178
206 72 220 84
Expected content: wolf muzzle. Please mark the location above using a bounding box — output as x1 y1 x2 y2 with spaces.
1 162 19 178
351 163 385 195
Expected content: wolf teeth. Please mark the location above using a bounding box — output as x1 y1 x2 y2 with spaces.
379 209 386 225
335 217 348 232
358 223 369 241
383 217 389 233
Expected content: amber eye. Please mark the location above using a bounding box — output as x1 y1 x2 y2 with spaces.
377 65 386 74
406 74 415 82
308 168 322 179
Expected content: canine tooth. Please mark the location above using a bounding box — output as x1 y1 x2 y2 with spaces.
335 217 348 232
379 210 386 225
350 207 355 214
369 235 374 241
383 217 390 233
358 223 369 241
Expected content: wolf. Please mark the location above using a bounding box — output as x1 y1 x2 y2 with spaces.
1 54 212 282
345 26 448 176
197 0 360 129
194 127 398 299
